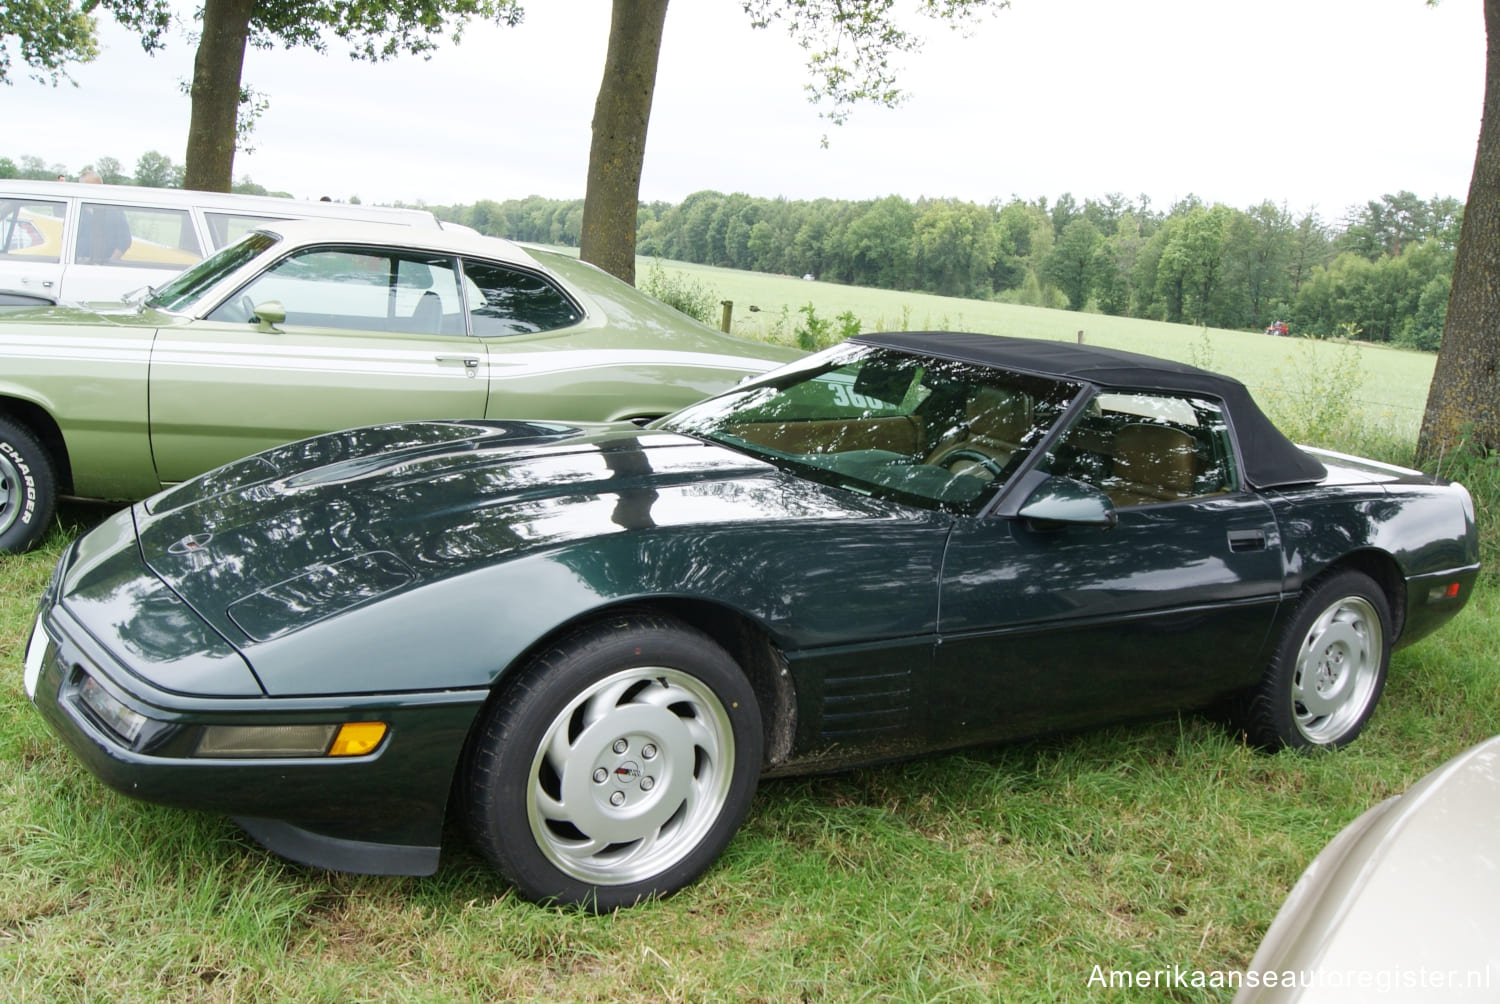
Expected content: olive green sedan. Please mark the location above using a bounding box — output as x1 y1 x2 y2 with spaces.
0 220 799 551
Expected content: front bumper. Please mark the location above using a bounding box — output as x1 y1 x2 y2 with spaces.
27 555 489 876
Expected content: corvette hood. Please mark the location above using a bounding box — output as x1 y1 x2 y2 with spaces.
135 420 853 646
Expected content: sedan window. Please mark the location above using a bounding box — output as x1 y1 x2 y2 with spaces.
1037 393 1239 507
461 258 581 335
208 246 462 333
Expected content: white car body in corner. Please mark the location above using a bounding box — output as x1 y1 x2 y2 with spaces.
1236 736 1500 1002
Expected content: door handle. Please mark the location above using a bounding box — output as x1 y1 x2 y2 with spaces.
435 354 480 378
1227 529 1267 552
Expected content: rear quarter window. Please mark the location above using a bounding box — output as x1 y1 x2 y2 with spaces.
204 212 288 249
0 199 67 263
461 258 581 335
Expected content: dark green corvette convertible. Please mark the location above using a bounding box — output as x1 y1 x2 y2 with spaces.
24 333 1480 909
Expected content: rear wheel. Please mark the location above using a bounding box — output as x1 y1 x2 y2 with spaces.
0 416 56 553
1240 570 1391 750
465 615 762 910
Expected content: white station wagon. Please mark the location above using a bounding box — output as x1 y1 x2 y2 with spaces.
0 181 466 304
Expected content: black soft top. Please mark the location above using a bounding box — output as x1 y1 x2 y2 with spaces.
855 331 1327 490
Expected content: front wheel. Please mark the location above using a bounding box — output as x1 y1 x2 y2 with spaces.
465 615 762 910
0 417 57 553
1240 570 1392 750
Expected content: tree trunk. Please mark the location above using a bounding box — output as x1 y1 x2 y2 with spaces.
579 0 670 285
1418 0 1500 462
183 0 255 193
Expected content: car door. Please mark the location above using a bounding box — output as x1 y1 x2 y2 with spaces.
928 391 1285 746
148 244 489 484
0 197 70 300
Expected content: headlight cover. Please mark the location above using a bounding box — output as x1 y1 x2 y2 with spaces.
77 673 149 745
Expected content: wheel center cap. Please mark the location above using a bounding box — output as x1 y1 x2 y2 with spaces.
614 761 641 783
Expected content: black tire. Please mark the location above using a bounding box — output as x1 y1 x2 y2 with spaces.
0 416 57 553
465 614 762 910
1239 570 1392 751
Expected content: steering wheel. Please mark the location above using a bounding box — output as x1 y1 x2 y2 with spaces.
239 295 258 322
935 448 1006 479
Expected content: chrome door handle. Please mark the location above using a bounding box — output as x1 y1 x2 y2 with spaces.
435 354 480 379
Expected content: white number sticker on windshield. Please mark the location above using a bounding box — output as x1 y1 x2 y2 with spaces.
820 373 903 414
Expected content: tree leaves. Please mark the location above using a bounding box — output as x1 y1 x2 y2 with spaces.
741 0 1007 128
1 0 100 86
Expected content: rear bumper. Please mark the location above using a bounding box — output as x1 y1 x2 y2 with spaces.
1398 563 1481 648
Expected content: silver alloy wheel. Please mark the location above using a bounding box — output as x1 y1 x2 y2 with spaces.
0 449 21 537
526 665 736 886
1290 595 1383 744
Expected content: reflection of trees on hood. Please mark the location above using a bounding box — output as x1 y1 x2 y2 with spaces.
602 441 659 532
150 420 954 655
68 549 235 668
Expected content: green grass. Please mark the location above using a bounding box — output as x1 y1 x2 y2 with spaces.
1 288 1495 1001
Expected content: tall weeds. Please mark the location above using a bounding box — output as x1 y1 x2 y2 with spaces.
1432 435 1500 583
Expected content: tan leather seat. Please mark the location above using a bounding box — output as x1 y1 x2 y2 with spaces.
1107 424 1198 505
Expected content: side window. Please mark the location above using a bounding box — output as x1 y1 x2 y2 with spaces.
0 199 67 263
77 203 202 269
461 258 580 335
204 212 287 249
1038 393 1238 507
207 246 460 334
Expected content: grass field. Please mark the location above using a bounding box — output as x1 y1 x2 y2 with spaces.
1 278 1494 1002
652 256 1437 455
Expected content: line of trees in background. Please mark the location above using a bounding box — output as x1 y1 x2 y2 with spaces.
7 149 1460 353
434 189 1463 351
1 151 299 198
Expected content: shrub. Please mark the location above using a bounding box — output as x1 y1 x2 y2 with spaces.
1260 341 1367 447
638 260 720 326
795 305 861 351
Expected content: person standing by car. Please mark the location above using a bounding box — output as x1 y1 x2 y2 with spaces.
75 170 132 263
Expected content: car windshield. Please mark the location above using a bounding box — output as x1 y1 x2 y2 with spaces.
658 342 1079 514
146 230 280 313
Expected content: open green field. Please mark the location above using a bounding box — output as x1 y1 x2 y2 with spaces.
655 256 1436 455
1 280 1494 1002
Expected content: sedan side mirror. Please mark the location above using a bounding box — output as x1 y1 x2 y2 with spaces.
253 300 286 333
1018 476 1118 530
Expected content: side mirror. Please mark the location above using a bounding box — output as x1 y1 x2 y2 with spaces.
1018 477 1118 530
253 300 286 333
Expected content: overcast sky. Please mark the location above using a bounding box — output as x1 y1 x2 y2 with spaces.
7 0 1486 218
